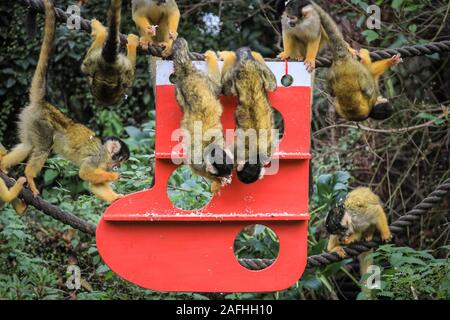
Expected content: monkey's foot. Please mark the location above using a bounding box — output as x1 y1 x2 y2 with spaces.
277 51 290 60
91 19 106 37
381 233 393 242
160 42 174 57
127 34 139 48
211 181 222 194
304 59 316 73
390 54 403 65
169 31 178 40
204 50 217 61
13 199 27 215
139 37 153 50
331 246 347 258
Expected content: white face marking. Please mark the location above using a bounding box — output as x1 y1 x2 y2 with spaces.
206 162 218 175
106 140 121 156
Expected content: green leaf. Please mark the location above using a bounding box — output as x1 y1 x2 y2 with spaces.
362 30 379 43
391 0 404 10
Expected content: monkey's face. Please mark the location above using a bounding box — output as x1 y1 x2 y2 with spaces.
236 47 254 63
370 97 394 120
326 204 354 240
102 137 131 169
205 147 234 179
285 0 312 26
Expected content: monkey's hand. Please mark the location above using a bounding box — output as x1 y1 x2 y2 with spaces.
390 54 403 65
147 25 159 36
16 177 27 186
160 41 174 57
330 246 347 258
127 34 139 48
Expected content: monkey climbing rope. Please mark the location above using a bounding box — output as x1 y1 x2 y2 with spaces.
8 0 450 272
1 171 449 270
20 0 450 66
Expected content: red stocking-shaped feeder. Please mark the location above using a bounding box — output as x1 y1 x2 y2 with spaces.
96 60 311 292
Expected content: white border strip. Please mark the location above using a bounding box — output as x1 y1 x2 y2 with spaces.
156 60 311 87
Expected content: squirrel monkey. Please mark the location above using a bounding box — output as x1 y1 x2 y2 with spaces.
172 38 233 193
0 144 27 215
220 48 277 184
277 0 357 73
81 0 139 106
0 0 130 203
132 0 180 57
326 187 392 258
310 1 402 121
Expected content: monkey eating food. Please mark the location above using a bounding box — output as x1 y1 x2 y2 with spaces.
326 187 392 258
172 38 233 194
220 48 277 184
0 0 130 203
310 1 402 121
132 0 180 57
0 144 27 215
81 0 139 106
277 0 357 73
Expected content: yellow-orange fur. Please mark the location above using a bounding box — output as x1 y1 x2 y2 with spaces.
327 187 392 258
0 0 123 203
172 39 232 193
221 50 276 169
311 1 400 121
132 0 180 57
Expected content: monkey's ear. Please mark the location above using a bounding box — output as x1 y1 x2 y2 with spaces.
105 139 122 155
302 5 314 17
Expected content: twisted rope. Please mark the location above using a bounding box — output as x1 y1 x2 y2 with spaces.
0 172 97 236
21 0 450 64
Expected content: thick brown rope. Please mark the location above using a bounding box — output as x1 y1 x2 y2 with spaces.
21 0 450 64
0 172 96 236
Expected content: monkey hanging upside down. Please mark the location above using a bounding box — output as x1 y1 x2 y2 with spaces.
220 48 277 184
172 38 233 194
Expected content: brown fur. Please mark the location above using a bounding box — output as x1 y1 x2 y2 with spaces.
311 1 400 121
221 50 276 182
0 0 126 203
82 0 138 106
132 0 180 57
172 38 232 193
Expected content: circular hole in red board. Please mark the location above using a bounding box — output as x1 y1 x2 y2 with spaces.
272 107 285 141
167 165 213 210
234 224 280 271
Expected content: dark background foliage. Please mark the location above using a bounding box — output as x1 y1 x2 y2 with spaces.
0 0 448 300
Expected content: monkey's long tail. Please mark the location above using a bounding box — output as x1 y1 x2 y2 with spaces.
102 0 121 64
30 0 55 106
310 1 351 62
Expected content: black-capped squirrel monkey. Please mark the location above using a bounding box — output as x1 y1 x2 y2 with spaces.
0 144 27 215
310 1 402 121
0 0 130 203
132 0 180 57
326 187 392 258
172 38 233 194
220 49 277 184
82 0 139 106
278 0 357 73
